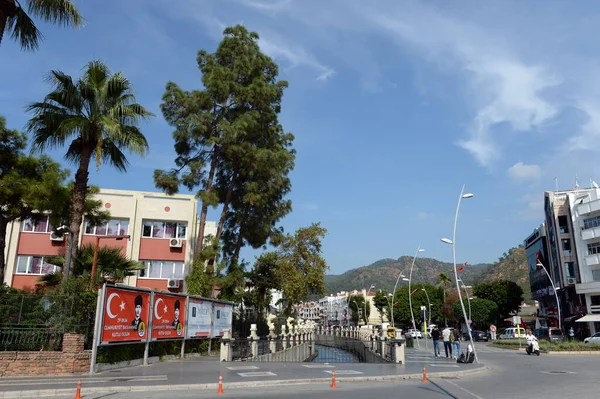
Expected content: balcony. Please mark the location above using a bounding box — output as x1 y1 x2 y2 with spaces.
582 225 600 241
578 198 600 216
586 254 600 267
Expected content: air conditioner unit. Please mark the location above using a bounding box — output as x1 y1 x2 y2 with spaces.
167 279 181 288
169 238 183 248
49 232 65 242
567 278 577 285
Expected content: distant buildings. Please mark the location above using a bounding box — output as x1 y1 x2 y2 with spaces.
314 289 386 327
524 183 600 336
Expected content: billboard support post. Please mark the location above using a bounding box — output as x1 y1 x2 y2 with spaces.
143 291 154 366
180 340 185 358
89 284 106 375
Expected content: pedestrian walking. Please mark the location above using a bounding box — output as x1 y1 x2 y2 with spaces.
432 327 441 358
442 326 452 358
452 329 461 359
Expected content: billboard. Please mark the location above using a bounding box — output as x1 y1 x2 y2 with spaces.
186 298 213 338
151 294 186 340
211 302 233 338
101 287 151 344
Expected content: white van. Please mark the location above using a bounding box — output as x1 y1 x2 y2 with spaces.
499 326 527 339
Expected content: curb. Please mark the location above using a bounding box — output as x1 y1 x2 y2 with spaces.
489 345 600 355
0 366 488 398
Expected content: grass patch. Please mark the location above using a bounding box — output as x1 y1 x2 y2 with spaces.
490 339 600 352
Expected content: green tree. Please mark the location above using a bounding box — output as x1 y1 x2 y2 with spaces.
0 116 105 283
437 272 452 325
245 252 280 316
392 284 444 328
373 290 390 322
274 223 328 314
40 244 144 290
27 60 152 276
155 25 294 269
473 279 523 320
348 294 368 325
0 0 83 50
452 298 499 329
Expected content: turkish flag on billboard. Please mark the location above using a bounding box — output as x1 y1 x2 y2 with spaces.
101 287 151 344
151 294 186 340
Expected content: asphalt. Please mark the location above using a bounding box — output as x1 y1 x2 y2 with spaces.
0 342 485 398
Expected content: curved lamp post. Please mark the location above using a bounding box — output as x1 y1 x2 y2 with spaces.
536 261 562 331
441 184 479 363
421 288 432 329
391 274 409 328
408 247 425 348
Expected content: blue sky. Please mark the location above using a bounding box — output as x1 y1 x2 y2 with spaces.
2 0 600 276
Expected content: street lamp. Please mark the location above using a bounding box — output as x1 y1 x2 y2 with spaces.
537 261 562 332
90 235 130 289
421 288 432 329
391 268 409 328
364 284 375 326
441 184 479 363
408 246 425 348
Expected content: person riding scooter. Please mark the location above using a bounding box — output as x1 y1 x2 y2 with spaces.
525 329 540 356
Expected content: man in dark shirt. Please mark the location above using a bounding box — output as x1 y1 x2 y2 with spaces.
431 327 441 358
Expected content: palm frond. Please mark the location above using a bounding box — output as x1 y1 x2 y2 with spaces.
7 6 42 51
27 0 83 27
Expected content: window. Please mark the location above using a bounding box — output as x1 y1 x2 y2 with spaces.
558 215 569 234
15 256 61 275
565 262 576 279
84 218 129 235
591 295 600 306
584 216 600 230
593 270 600 282
588 242 600 255
142 220 187 239
139 260 185 279
21 216 52 233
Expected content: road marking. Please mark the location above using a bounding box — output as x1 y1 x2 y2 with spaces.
540 371 576 375
227 366 260 370
0 375 168 386
426 364 460 368
237 372 277 377
443 379 484 399
324 370 363 375
302 364 334 368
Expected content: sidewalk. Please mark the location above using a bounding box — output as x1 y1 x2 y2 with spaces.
0 348 485 398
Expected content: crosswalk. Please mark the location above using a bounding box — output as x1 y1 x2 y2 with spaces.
226 364 364 378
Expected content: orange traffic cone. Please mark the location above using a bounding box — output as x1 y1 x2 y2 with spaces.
330 370 337 389
73 379 82 399
217 374 224 395
422 366 428 383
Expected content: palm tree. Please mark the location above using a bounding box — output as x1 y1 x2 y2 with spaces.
438 272 452 325
27 60 152 276
0 0 83 50
38 244 144 290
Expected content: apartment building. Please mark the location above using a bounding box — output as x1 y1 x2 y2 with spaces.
2 188 216 293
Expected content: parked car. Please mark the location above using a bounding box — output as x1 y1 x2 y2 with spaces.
534 327 564 343
407 329 423 339
463 330 489 342
498 326 527 339
584 332 600 345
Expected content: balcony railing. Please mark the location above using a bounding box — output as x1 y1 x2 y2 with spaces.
582 225 600 241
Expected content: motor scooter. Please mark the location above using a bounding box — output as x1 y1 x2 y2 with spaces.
526 339 540 356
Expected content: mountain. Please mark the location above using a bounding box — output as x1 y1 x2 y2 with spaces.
325 257 491 294
325 246 530 299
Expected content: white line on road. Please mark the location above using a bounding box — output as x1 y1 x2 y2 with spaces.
302 364 334 368
324 370 363 375
237 372 277 377
443 379 485 399
0 375 169 387
427 364 460 368
227 366 260 370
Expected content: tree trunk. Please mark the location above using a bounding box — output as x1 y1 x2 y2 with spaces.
231 226 244 266
0 217 7 285
0 0 17 47
205 178 235 272
195 146 219 257
68 148 92 279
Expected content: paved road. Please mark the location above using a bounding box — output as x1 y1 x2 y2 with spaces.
4 342 599 398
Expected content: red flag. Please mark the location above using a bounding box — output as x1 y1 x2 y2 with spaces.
457 261 467 272
411 289 418 296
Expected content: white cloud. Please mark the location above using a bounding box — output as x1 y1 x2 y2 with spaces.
507 162 542 182
304 203 319 211
519 193 544 221
416 211 435 220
